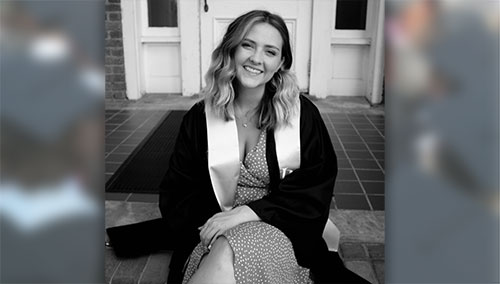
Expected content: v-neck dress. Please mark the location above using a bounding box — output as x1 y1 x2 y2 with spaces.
182 131 313 284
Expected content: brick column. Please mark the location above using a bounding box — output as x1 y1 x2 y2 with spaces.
105 0 127 100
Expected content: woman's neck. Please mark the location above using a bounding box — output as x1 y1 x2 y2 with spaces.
234 84 265 111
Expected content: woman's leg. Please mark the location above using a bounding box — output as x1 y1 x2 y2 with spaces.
187 237 236 284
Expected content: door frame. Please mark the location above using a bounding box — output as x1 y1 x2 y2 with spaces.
178 0 201 96
121 0 142 100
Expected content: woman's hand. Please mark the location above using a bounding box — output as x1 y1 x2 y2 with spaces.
199 205 260 248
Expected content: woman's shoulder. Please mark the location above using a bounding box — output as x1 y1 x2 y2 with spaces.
176 99 206 132
299 94 321 119
183 99 206 120
189 98 206 113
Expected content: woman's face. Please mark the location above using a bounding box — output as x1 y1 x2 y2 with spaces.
233 22 284 92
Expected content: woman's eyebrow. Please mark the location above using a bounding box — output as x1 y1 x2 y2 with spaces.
242 38 281 51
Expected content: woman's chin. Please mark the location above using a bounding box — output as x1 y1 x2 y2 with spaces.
237 78 263 90
240 83 259 90
239 80 259 89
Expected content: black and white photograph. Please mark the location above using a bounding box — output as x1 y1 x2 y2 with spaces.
104 1 384 283
0 0 498 283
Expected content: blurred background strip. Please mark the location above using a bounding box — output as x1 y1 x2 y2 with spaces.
0 1 104 283
385 0 499 282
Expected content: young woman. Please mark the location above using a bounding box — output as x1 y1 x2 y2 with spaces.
159 10 344 284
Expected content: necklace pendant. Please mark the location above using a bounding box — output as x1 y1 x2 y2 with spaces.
242 123 248 128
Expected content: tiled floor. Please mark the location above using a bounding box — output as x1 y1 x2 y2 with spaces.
321 113 385 211
105 105 385 211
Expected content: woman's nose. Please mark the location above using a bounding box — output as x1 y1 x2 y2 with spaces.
249 51 263 65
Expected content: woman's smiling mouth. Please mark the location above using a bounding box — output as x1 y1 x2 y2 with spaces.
243 65 263 75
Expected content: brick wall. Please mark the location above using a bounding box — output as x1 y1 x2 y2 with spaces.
105 0 127 100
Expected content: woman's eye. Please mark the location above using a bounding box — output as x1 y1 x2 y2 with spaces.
241 42 252 49
266 50 277 56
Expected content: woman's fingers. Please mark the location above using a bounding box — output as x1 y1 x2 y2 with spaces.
199 217 215 240
206 227 222 248
199 221 209 236
200 219 220 246
202 226 220 247
199 209 244 246
208 231 223 248
199 225 210 246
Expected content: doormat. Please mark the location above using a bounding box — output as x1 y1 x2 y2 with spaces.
105 110 187 193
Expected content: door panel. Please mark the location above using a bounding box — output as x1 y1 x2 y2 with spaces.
330 44 368 96
144 43 181 93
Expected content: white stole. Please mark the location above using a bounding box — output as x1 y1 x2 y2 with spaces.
205 101 340 251
205 105 240 212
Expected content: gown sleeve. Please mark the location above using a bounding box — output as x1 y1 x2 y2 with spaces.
158 102 220 247
246 96 338 267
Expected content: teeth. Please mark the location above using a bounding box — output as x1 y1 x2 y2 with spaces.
244 66 262 74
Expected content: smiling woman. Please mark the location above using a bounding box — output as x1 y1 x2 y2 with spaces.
159 10 367 284
233 23 284 91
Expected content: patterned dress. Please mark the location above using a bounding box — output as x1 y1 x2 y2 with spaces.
182 131 313 284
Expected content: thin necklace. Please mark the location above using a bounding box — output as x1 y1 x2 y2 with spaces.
234 103 257 128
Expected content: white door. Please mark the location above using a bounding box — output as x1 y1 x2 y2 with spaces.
330 0 378 96
122 0 182 99
199 0 312 91
140 0 182 94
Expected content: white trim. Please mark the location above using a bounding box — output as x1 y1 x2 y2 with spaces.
330 37 371 45
332 30 368 38
179 0 201 96
309 0 334 98
140 36 181 43
369 0 384 104
365 0 376 35
121 0 142 100
136 0 146 98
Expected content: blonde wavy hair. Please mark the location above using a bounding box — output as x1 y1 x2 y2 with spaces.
202 10 300 130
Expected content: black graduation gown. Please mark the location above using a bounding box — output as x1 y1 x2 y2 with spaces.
159 95 343 282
